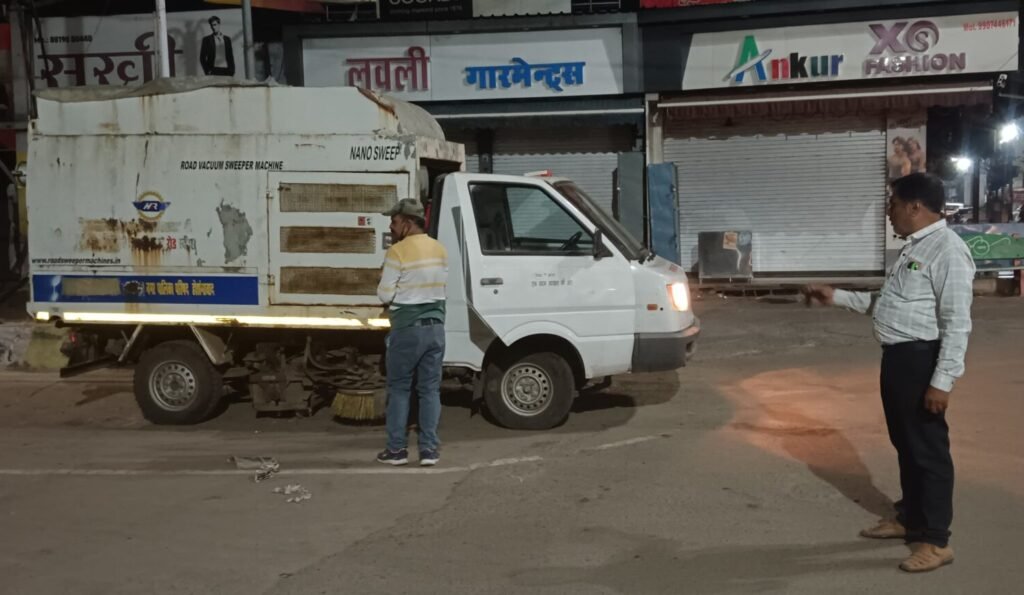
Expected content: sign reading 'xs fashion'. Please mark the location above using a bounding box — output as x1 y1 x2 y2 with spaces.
302 28 623 100
680 11 1018 90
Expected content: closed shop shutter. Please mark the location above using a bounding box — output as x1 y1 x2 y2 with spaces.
663 115 886 274
492 126 635 214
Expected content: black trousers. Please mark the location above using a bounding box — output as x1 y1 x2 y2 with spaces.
881 340 954 547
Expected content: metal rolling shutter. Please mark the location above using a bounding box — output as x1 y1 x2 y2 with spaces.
461 138 480 174
492 126 635 214
664 116 886 274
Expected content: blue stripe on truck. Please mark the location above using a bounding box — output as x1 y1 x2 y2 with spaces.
32 274 260 305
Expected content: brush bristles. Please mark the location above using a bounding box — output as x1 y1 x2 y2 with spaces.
332 391 384 421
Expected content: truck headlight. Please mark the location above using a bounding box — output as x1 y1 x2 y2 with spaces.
668 282 690 312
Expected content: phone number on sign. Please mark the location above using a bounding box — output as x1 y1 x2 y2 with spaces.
963 18 1017 32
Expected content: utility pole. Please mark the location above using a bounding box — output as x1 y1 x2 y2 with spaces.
155 0 170 78
242 0 255 79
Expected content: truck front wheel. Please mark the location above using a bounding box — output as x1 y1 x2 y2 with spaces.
483 351 574 430
133 341 223 425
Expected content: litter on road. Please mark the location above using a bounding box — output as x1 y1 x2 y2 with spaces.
229 456 280 482
274 484 312 504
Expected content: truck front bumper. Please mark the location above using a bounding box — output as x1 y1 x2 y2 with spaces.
631 319 700 373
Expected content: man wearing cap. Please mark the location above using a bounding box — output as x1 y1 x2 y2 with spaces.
376 199 448 466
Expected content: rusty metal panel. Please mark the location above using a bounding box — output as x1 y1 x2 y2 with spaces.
280 226 376 254
279 183 396 213
280 267 381 295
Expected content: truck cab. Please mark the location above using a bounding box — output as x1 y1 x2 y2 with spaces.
430 172 699 429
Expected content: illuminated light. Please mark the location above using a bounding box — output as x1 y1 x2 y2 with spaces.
668 283 690 312
951 156 973 173
368 318 391 328
1000 122 1021 144
62 312 223 324
233 316 364 328
34 312 51 321
58 312 370 328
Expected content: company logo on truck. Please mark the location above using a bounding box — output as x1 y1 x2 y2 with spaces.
350 144 402 161
132 191 170 221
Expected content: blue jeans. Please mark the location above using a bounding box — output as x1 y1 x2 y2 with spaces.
385 322 445 452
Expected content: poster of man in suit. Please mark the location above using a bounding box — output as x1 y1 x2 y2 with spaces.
34 9 243 88
199 15 234 76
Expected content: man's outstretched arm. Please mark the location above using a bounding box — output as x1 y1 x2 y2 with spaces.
802 285 879 315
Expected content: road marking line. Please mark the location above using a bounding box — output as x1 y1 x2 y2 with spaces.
0 456 545 477
0 433 670 478
588 434 668 451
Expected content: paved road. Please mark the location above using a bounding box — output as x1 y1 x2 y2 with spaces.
1 297 1022 594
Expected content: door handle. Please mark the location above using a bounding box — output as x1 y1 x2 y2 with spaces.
480 277 504 287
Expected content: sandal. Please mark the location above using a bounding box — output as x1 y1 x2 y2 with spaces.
859 518 906 539
899 543 954 573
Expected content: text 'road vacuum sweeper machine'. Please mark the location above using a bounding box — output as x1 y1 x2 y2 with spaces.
26 80 699 430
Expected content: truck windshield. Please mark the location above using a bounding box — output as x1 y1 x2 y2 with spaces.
552 181 648 261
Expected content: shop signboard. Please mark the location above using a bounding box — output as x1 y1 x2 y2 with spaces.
474 0 570 16
641 0 751 7
33 10 245 88
379 0 472 21
645 12 1019 91
302 27 624 100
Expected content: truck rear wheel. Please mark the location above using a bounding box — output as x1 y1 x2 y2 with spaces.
483 351 574 430
133 341 223 425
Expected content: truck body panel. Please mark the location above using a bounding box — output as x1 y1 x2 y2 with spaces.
28 81 463 326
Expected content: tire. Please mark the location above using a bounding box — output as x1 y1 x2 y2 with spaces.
482 351 575 430
133 340 223 425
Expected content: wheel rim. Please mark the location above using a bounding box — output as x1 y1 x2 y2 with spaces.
148 361 199 412
500 363 553 417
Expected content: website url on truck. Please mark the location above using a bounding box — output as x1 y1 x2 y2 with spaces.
32 257 123 265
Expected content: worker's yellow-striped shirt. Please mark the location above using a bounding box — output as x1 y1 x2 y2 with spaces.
377 233 448 329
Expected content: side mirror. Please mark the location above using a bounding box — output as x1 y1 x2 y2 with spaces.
593 230 612 260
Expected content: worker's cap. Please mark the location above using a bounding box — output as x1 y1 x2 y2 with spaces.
383 198 425 219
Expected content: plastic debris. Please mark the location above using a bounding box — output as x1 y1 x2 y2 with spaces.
273 484 312 503
229 456 280 482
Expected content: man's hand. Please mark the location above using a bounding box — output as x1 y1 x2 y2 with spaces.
801 284 836 307
924 386 951 415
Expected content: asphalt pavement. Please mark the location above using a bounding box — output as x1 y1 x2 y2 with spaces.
1 296 1022 594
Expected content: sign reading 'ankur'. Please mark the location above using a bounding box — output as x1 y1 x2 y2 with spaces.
680 12 1018 90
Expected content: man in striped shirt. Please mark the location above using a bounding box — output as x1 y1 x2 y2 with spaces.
804 173 974 573
376 199 448 467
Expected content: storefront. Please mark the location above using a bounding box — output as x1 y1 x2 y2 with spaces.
643 7 1020 276
289 19 643 213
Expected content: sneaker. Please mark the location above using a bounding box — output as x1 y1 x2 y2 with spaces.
376 448 408 466
419 449 440 467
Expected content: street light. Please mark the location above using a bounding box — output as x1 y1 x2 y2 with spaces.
951 156 974 173
999 122 1021 144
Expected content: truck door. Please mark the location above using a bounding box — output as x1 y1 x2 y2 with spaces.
267 171 407 305
454 175 636 378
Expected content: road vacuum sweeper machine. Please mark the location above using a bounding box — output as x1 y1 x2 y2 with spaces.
26 79 699 430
